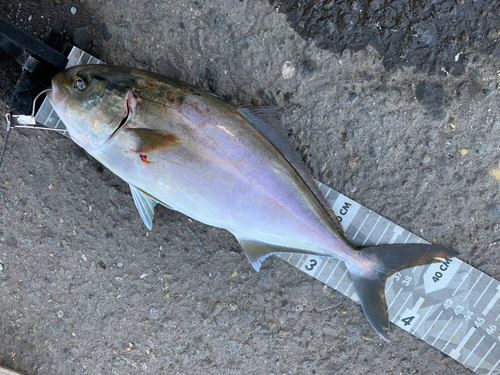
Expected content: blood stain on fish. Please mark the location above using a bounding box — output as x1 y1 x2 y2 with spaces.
139 154 155 164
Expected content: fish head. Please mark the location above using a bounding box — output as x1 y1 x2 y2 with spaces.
48 65 136 151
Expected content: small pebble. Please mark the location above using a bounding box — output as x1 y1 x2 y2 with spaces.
487 29 500 39
71 7 77 15
117 263 123 268
251 97 262 106
99 23 112 41
282 61 296 79
295 305 303 312
0 263 4 271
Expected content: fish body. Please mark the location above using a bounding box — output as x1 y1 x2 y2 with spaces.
48 65 458 340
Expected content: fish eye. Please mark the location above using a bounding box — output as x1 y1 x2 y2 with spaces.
74 76 87 91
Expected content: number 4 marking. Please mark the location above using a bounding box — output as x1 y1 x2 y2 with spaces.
401 316 415 326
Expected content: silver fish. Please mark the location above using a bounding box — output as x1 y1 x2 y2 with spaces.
48 65 458 340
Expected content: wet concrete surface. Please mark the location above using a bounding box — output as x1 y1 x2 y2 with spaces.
1 1 500 374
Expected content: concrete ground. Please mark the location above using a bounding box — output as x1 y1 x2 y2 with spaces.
1 1 499 374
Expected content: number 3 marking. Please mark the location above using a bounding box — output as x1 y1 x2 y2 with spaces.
305 259 318 271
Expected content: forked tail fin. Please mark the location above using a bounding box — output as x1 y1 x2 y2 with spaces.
346 243 459 341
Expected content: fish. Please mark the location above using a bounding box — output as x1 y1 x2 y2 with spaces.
47 65 458 340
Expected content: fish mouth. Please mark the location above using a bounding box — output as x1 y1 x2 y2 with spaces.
48 83 69 110
48 73 71 108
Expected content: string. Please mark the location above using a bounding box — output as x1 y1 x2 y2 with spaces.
0 88 69 170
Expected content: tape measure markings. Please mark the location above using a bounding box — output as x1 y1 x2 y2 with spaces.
324 259 342 285
463 273 484 302
317 259 337 282
34 98 53 124
388 226 405 245
425 310 445 340
489 357 500 375
393 293 413 320
387 287 404 310
466 335 486 366
432 316 454 345
344 280 354 295
361 215 381 245
396 296 425 332
443 321 463 351
453 267 474 297
476 342 497 371
385 276 395 292
314 183 500 374
483 285 500 316
449 326 475 358
351 211 372 241
313 256 329 278
474 280 495 308
412 306 435 335
334 268 349 290
374 222 390 245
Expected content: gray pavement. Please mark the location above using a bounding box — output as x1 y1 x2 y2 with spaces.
1 1 499 374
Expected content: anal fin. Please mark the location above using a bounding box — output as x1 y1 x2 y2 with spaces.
237 238 324 272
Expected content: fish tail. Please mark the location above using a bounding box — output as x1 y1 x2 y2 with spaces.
346 243 458 341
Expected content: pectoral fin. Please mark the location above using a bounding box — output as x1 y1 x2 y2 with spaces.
127 128 183 153
130 184 159 230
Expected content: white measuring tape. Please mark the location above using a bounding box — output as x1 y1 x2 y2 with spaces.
33 47 500 375
281 182 500 375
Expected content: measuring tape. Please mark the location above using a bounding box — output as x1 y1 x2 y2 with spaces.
33 47 500 375
280 182 500 375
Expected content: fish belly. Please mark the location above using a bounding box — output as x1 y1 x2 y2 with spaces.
94 109 345 259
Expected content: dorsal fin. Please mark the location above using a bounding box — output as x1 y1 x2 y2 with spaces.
237 106 347 241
